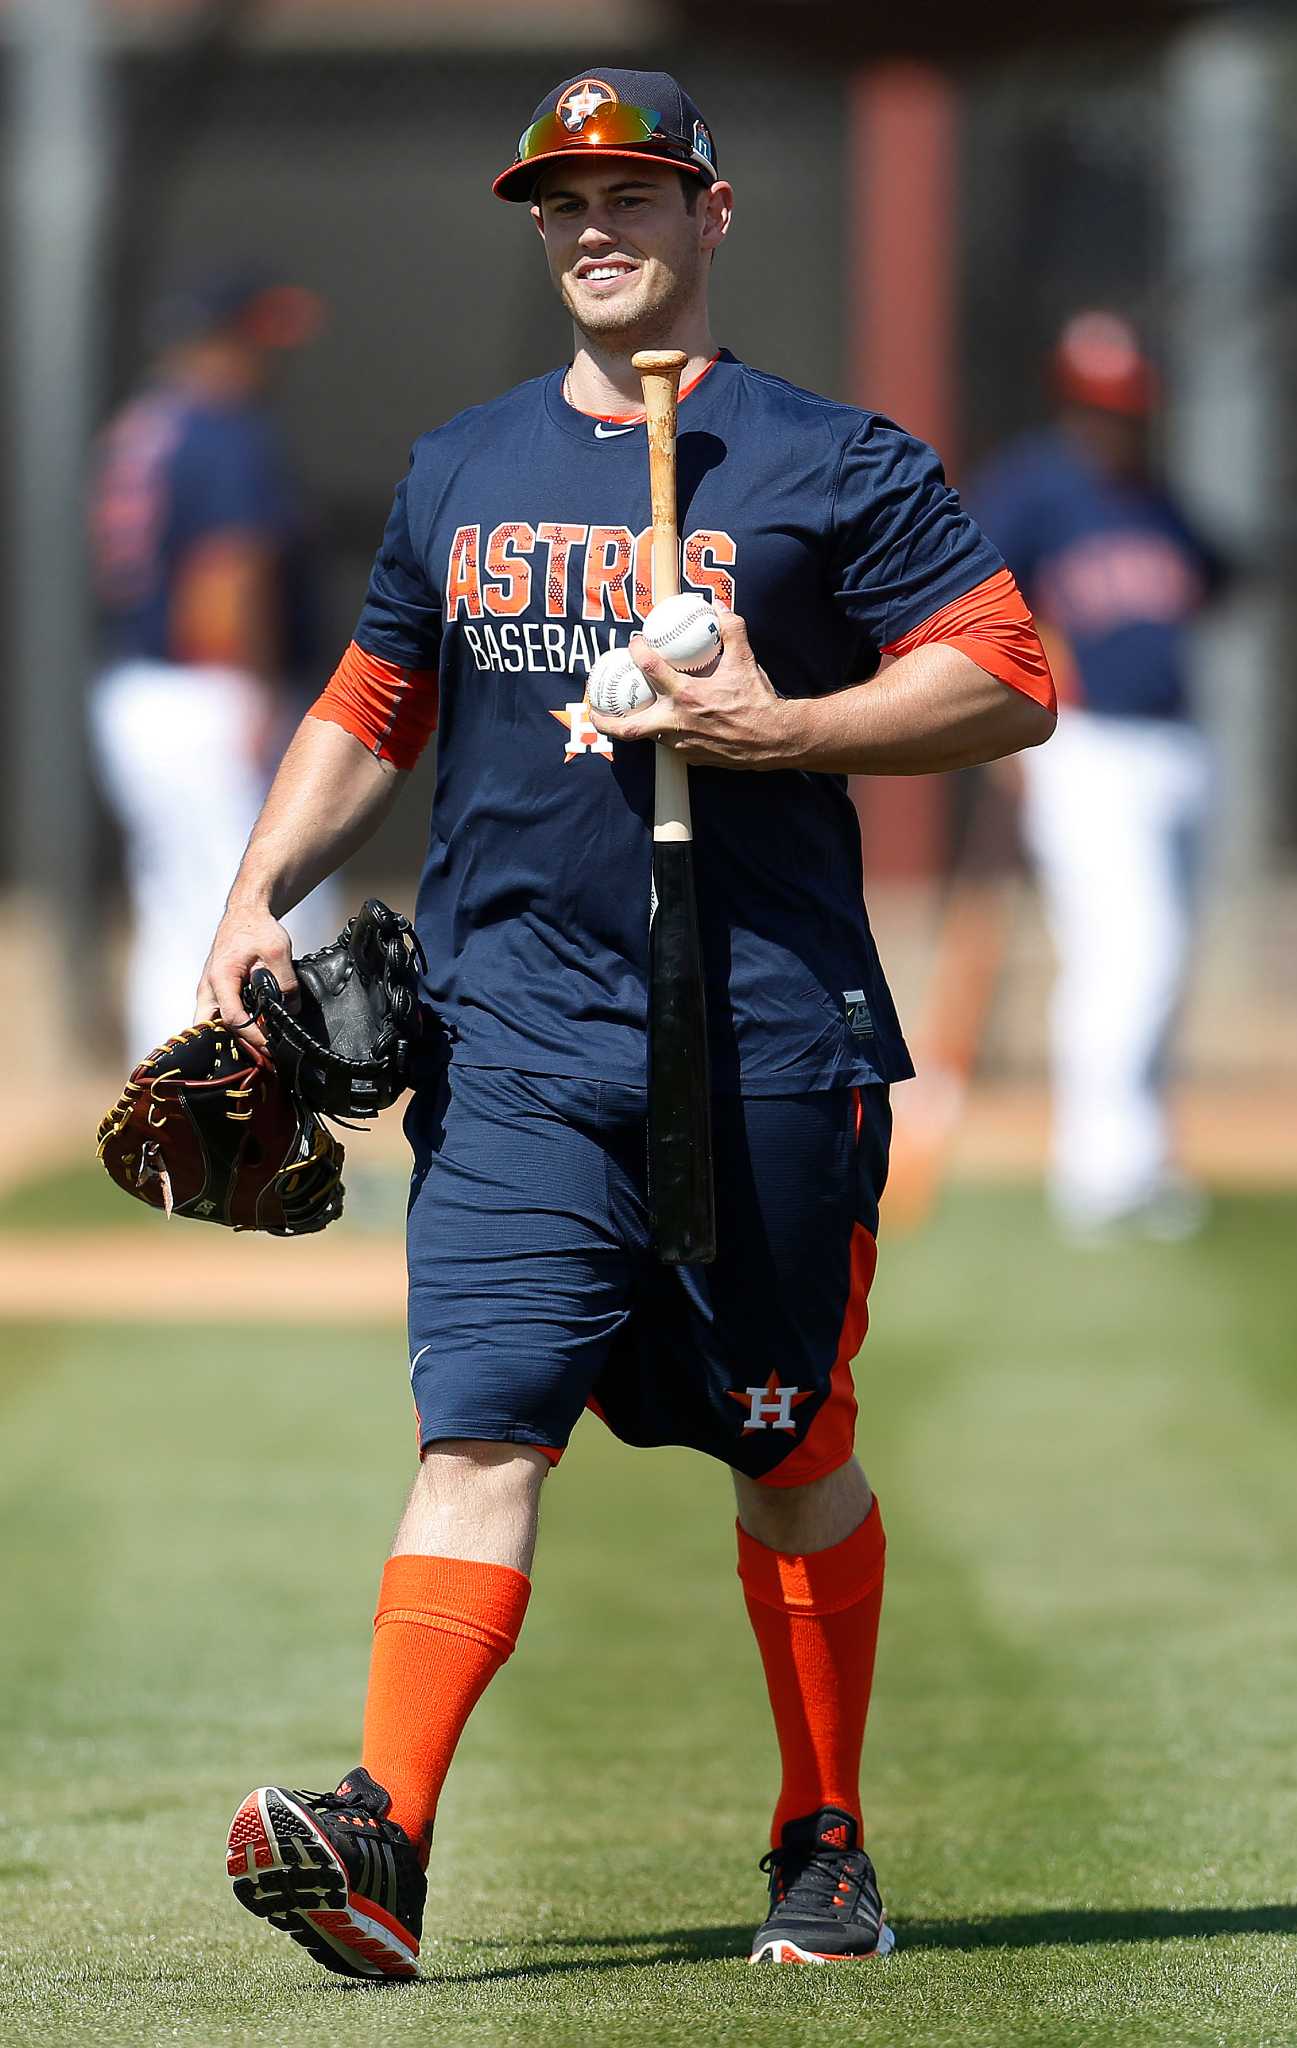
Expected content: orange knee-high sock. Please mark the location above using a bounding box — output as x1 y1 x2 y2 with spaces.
737 1499 886 1844
361 1554 530 1865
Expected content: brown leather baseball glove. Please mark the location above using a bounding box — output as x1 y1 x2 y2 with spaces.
97 1020 344 1234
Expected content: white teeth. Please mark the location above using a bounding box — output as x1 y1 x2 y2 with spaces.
584 267 631 281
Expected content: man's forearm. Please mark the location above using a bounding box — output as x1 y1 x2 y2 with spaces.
772 644 1056 776
591 611 1056 773
227 714 406 916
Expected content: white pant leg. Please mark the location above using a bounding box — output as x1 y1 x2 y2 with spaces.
91 662 274 1061
1021 711 1210 1223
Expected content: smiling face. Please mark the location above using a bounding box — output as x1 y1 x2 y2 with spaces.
531 159 731 349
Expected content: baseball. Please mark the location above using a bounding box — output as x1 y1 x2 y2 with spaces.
586 645 655 716
641 592 722 672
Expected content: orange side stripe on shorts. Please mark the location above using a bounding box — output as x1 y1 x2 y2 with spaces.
758 1224 877 1490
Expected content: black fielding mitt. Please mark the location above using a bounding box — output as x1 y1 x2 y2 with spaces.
243 899 428 1122
97 1022 344 1233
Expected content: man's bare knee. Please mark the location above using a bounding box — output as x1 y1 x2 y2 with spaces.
733 1456 873 1555
392 1440 550 1571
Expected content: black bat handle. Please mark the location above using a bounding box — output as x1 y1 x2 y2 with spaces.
648 838 717 1264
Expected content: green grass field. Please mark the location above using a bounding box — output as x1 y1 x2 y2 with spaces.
2 1186 1296 2046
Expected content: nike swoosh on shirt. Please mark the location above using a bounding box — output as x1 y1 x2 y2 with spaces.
594 422 636 438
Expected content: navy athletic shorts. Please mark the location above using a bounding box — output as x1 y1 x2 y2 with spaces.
404 1065 891 1486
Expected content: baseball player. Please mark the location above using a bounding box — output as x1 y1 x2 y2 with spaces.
971 313 1225 1237
203 70 1056 1978
88 271 335 1060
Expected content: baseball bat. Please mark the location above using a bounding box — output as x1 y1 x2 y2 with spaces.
633 348 717 1265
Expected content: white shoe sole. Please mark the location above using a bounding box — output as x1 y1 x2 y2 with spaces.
750 1919 896 1965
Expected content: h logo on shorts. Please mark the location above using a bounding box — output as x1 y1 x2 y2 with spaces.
727 1373 813 1433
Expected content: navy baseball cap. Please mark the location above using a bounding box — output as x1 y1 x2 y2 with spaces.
493 68 718 203
150 270 324 352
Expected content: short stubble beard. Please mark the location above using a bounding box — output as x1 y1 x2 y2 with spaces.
559 246 705 357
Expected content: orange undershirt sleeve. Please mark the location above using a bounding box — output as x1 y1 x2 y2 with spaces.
882 566 1057 712
309 638 440 772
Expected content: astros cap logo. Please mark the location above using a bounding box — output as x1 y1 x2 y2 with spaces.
557 78 619 132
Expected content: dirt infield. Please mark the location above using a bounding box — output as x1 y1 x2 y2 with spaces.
950 1080 1297 1182
0 1227 406 1323
884 1079 1297 1228
1 1079 1291 1323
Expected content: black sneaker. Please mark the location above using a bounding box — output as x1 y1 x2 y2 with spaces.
226 1766 424 1980
750 1806 895 1965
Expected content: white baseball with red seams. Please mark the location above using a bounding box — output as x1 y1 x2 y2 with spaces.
586 645 655 715
641 592 722 672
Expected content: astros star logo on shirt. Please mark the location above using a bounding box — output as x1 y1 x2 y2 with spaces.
549 701 613 761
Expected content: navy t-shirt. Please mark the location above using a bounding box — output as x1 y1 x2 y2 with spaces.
90 388 317 676
970 428 1222 721
354 350 1003 1093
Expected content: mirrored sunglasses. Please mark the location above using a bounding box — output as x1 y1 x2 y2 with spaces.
516 100 676 163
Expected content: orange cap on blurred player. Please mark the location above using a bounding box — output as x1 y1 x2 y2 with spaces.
1052 311 1159 417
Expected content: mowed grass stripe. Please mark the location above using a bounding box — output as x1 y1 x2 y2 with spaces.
1 1190 1295 2045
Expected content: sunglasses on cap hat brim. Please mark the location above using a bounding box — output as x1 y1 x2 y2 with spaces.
499 100 710 197
520 99 670 158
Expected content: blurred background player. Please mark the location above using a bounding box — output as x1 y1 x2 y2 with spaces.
87 271 336 1061
971 312 1227 1239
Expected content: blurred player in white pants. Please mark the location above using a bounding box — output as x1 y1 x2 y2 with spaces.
1020 703 1211 1233
973 313 1225 1235
88 273 337 1060
91 662 304 1062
